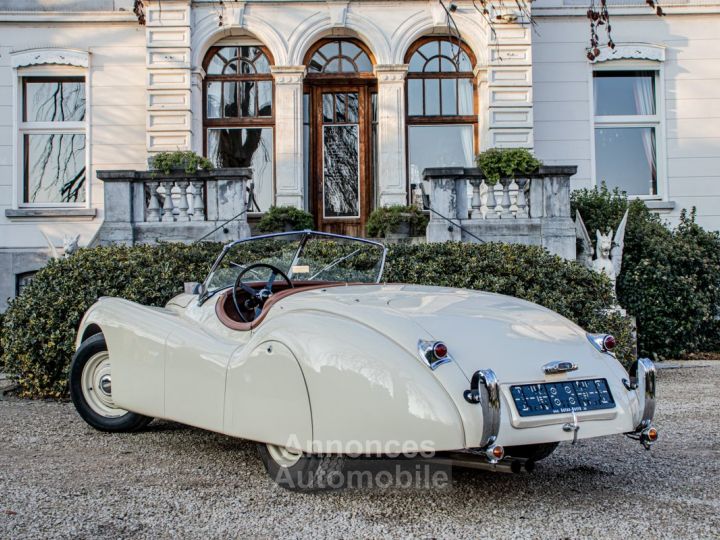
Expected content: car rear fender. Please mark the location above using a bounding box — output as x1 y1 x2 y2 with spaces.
249 311 467 454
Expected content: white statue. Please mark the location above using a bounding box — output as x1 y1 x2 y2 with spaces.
40 231 80 259
575 209 629 292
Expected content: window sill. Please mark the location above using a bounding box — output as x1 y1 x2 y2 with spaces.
643 200 676 212
5 208 97 221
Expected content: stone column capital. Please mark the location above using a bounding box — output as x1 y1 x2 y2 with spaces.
374 64 409 83
271 65 307 85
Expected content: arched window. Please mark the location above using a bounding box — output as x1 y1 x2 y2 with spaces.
203 45 274 212
405 38 477 186
306 39 374 74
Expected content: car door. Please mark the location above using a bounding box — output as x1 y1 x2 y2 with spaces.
163 299 249 433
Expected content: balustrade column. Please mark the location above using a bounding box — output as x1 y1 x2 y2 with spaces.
161 181 175 222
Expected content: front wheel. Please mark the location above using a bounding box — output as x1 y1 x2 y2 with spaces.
69 334 153 432
257 443 345 491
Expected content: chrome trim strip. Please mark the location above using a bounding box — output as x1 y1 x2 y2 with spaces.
635 357 657 430
543 360 578 375
464 369 501 448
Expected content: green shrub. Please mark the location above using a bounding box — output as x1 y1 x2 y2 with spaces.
257 206 314 233
1 240 633 398
476 148 543 186
571 185 720 358
366 205 429 238
148 151 214 175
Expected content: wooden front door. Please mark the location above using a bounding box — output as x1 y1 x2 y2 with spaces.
309 85 373 237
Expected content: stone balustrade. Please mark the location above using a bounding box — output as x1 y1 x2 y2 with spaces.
96 168 252 245
423 166 577 260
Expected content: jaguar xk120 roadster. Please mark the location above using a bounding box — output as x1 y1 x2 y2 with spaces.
71 231 657 489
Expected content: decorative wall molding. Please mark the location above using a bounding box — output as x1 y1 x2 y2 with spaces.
591 43 666 64
11 48 89 69
374 64 408 83
224 2 246 28
327 1 349 27
271 66 306 85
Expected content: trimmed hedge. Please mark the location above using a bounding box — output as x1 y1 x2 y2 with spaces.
572 184 720 359
1 241 633 398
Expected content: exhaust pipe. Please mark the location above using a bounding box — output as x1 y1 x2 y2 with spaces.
439 452 534 474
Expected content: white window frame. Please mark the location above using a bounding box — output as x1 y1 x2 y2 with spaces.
11 49 91 209
589 60 667 200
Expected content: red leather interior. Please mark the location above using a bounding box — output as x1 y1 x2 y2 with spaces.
215 281 346 331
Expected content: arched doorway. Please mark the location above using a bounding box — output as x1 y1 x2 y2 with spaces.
304 38 376 236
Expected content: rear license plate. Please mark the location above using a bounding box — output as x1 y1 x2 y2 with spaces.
510 379 615 417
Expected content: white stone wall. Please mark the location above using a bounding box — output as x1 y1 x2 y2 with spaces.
532 1 720 230
0 13 146 251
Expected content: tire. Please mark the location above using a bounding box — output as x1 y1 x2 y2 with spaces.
257 443 345 491
505 442 559 462
69 333 153 433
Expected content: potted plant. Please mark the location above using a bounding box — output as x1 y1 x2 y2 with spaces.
366 205 429 239
148 151 214 175
476 147 542 186
257 206 314 233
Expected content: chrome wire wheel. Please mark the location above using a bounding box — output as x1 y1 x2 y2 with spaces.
80 351 127 418
266 444 303 468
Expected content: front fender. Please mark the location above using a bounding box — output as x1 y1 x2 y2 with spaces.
252 311 468 454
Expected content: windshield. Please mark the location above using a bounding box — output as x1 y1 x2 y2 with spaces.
203 231 386 296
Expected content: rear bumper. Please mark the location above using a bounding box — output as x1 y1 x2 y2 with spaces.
463 358 658 449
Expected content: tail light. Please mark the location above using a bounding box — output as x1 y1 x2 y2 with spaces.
587 333 616 354
418 340 452 370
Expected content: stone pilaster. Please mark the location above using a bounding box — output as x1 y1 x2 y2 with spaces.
486 18 534 149
144 1 193 154
375 64 409 207
271 66 306 209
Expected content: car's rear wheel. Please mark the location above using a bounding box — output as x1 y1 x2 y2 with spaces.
505 442 559 462
69 334 153 432
257 443 345 491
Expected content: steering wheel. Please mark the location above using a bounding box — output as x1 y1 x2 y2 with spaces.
232 263 294 323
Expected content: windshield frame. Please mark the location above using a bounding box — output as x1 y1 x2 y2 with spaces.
198 230 387 304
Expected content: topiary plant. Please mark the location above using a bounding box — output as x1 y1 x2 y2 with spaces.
366 205 429 238
148 151 214 175
257 206 314 233
476 148 543 186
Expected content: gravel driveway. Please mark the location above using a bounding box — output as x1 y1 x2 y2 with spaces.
1 361 719 539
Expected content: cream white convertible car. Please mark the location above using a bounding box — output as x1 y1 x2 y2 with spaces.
70 231 658 489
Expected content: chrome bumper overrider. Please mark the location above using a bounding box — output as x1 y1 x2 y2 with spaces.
625 357 659 449
464 369 502 458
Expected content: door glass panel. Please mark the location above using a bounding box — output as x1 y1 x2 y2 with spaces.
207 127 274 211
335 93 347 123
323 124 360 218
322 94 334 122
347 93 359 123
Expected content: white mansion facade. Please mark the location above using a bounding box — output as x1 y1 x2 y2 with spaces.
0 0 719 308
